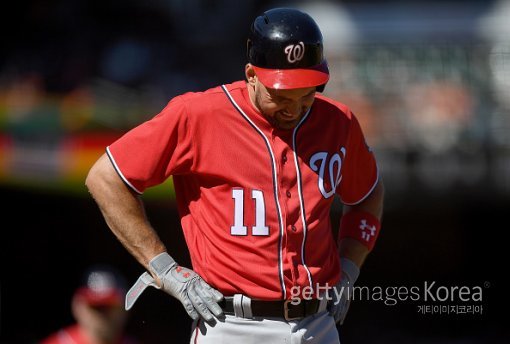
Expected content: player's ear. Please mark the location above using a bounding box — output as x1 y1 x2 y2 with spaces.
245 64 257 86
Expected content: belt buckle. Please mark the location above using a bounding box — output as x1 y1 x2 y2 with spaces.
283 300 301 321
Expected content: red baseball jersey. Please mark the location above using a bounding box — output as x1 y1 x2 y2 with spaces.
41 324 136 344
108 81 378 300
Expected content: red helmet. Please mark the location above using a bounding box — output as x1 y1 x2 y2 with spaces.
247 8 329 91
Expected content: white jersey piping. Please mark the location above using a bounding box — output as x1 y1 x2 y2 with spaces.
292 109 314 292
106 146 143 195
221 85 287 299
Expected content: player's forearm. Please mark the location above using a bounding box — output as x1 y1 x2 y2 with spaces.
339 179 385 267
338 239 369 267
85 154 166 269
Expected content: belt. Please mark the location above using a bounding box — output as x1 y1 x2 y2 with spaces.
220 296 323 321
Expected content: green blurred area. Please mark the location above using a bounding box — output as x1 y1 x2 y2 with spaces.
0 174 176 200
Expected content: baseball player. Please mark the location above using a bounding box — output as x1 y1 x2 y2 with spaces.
40 265 137 344
86 7 384 343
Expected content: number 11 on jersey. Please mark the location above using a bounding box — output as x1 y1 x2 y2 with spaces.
231 188 269 236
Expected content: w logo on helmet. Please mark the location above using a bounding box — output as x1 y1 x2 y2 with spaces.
284 42 305 64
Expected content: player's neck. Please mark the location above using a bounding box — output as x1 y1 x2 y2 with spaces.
246 82 260 113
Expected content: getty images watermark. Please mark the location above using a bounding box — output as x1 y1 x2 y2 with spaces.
290 281 488 315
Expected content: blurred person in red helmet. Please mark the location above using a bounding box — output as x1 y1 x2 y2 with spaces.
40 265 137 344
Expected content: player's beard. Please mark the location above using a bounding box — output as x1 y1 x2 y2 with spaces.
273 110 306 130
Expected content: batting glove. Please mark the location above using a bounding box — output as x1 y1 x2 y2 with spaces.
330 258 360 325
125 252 224 322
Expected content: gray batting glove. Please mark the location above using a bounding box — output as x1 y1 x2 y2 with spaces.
125 252 224 322
330 258 360 325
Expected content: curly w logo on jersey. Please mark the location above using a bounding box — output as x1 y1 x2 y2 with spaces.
310 148 346 199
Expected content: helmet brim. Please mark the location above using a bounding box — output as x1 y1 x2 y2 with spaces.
253 62 329 90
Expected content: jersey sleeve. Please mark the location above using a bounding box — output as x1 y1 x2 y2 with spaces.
337 112 379 205
107 96 194 194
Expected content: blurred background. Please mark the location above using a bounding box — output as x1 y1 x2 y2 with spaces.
1 0 509 342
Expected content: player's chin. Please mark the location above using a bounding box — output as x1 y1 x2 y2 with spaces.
275 120 298 130
275 115 300 130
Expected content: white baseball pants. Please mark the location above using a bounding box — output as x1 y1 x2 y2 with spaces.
189 301 340 343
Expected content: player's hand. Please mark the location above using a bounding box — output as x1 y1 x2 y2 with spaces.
330 258 360 325
158 263 224 322
125 252 224 322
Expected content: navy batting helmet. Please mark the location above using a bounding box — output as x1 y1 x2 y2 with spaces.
247 8 329 91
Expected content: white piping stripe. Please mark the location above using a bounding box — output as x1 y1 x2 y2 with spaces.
332 108 380 206
221 85 287 299
106 146 143 195
292 110 314 292
341 164 380 206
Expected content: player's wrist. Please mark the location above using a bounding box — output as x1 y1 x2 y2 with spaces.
340 258 360 285
338 210 381 252
148 252 176 278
